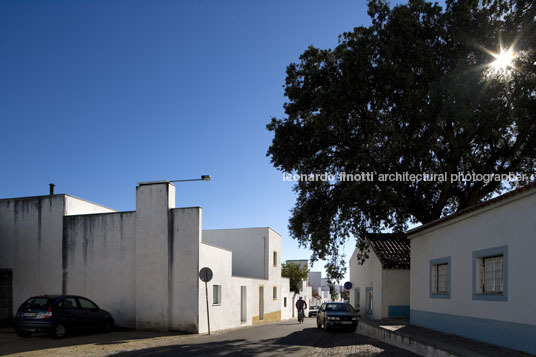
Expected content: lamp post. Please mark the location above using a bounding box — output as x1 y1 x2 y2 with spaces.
170 175 211 183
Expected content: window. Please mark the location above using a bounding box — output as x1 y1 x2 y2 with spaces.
78 298 98 310
365 287 373 314
273 251 278 267
213 285 222 305
273 286 277 300
284 297 287 307
59 297 78 310
354 288 360 309
473 246 508 301
430 256 451 299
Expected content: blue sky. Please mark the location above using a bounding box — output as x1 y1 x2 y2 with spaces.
0 0 410 282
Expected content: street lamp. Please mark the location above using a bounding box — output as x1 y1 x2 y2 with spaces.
170 175 211 183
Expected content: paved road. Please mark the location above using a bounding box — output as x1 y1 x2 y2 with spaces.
0 319 418 356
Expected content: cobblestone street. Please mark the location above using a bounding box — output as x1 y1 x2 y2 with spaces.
0 318 418 356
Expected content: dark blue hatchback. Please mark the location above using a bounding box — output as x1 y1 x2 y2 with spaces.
14 295 114 338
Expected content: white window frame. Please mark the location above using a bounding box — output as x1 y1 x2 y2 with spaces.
430 256 450 299
473 246 508 301
213 285 222 305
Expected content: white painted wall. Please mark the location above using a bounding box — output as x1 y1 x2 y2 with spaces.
381 269 410 317
169 207 201 333
203 228 268 279
63 212 136 327
410 188 536 326
0 196 64 315
64 195 116 215
349 246 383 319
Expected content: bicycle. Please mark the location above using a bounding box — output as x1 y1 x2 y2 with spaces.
297 309 305 324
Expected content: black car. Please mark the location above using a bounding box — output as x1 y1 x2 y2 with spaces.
316 302 359 331
14 295 114 338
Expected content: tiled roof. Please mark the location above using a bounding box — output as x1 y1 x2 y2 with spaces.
366 233 410 269
408 181 536 237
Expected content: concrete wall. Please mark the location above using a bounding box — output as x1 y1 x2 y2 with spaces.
64 195 116 215
0 196 64 314
409 188 536 354
63 211 136 327
169 207 201 333
281 277 292 320
349 247 382 319
202 228 269 279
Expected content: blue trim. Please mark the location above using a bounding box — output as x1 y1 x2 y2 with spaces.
472 245 508 302
365 287 373 315
388 305 409 318
429 256 451 299
411 309 536 354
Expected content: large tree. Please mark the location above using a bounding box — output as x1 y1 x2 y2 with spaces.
267 0 536 280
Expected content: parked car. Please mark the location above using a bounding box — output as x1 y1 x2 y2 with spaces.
14 295 114 338
308 305 320 317
316 302 359 331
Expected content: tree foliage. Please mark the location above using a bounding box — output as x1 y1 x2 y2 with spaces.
281 261 309 293
328 282 338 301
267 0 536 280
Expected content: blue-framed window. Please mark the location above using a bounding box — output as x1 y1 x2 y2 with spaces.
365 287 373 314
472 245 508 302
430 256 451 299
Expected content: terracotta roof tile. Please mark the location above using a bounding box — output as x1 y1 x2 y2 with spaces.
366 233 410 269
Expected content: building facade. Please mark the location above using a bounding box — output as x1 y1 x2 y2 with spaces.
408 184 536 354
0 181 294 333
349 234 410 319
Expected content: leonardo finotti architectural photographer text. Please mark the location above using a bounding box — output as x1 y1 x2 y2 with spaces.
282 172 530 184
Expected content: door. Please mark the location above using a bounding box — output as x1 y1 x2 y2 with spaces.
57 296 83 329
259 286 264 321
77 297 101 328
0 269 12 327
240 286 247 322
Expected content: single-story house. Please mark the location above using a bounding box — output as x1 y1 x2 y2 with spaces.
408 182 536 354
349 233 410 319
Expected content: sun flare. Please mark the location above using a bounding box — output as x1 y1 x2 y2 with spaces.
490 47 516 72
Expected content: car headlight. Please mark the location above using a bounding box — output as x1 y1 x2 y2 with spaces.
327 316 340 320
352 317 358 320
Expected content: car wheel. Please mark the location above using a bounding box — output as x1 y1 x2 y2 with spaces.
323 321 329 331
52 323 67 339
16 330 31 338
102 319 113 333
316 319 322 329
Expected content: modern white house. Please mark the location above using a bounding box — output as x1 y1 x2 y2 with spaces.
349 233 410 319
408 183 536 354
0 181 298 333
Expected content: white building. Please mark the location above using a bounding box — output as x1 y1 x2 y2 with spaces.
408 183 536 354
0 181 295 332
349 234 410 319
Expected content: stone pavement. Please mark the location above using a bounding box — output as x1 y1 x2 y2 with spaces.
359 317 534 357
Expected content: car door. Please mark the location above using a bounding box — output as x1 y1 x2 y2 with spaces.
56 296 83 329
76 297 101 329
318 303 326 325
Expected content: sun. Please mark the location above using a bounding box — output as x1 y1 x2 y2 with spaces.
491 48 515 72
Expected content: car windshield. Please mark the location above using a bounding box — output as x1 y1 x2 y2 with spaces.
22 297 54 310
325 303 355 312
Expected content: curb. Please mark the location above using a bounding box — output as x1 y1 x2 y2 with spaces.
357 320 461 357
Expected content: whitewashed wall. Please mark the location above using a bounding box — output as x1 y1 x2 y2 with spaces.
410 188 536 354
349 246 382 319
203 228 268 279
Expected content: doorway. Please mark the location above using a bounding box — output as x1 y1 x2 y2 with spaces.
240 286 247 323
259 286 264 321
0 269 13 327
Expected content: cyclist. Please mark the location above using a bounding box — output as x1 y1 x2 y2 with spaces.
295 297 307 323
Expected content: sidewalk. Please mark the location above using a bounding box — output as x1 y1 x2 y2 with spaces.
357 317 533 357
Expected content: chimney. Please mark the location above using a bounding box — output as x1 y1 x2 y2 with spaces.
49 183 55 195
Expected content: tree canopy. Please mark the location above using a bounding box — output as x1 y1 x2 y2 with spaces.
281 261 310 293
267 0 536 281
